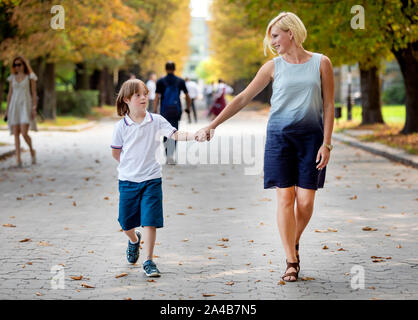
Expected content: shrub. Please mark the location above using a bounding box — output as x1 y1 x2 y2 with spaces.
382 83 406 105
56 90 99 116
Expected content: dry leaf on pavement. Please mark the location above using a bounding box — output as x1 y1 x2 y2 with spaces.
115 273 128 278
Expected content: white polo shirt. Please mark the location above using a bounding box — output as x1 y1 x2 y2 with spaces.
111 112 177 183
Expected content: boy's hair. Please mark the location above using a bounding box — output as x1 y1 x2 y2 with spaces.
116 79 149 116
165 61 176 72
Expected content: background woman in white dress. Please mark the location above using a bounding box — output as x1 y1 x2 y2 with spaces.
5 56 38 167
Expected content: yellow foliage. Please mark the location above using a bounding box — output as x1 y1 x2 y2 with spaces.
209 0 269 83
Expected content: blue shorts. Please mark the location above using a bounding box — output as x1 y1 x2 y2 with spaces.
264 129 326 190
118 178 163 230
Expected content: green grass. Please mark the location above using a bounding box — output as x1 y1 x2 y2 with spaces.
0 115 89 127
336 104 405 124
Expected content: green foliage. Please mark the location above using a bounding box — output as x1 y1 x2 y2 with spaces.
56 90 99 117
382 84 406 105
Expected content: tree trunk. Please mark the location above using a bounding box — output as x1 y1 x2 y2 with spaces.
0 64 6 108
103 67 114 105
392 41 418 134
31 57 44 117
359 63 384 125
43 63 56 120
75 62 89 90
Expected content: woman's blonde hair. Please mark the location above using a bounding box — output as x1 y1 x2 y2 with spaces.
116 79 149 116
263 12 307 56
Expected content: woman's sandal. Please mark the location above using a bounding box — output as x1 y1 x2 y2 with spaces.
281 260 300 282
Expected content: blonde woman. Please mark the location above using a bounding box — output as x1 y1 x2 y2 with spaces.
5 56 38 167
195 12 335 282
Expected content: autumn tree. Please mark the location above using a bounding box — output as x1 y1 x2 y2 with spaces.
0 0 139 118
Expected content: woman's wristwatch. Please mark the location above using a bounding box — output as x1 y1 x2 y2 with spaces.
323 143 333 151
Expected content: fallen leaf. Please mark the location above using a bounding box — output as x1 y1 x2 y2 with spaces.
38 241 52 246
35 292 42 296
27 262 32 265
124 297 132 300
19 238 31 242
327 228 338 232
362 226 378 231
385 234 391 237
278 280 286 285
376 184 380 188
301 277 315 281
16 197 22 200
71 276 83 280
152 255 160 258
397 244 402 248
248 240 254 243
208 246 212 249
335 176 342 180
254 280 261 283
337 248 346 251
259 198 272 202
372 259 385 263
81 283 95 288
104 197 109 200
202 294 215 297
72 201 77 207
187 206 193 209
208 257 216 260
220 238 229 242
225 281 234 286
178 262 183 265
176 212 186 215
3 224 16 227
115 273 128 278
147 279 156 283
349 195 358 200
212 208 220 211
322 245 329 250
181 238 189 242
226 207 235 210
368 286 376 290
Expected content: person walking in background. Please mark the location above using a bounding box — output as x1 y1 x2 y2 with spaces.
204 82 214 113
185 77 198 123
195 12 334 282
146 72 157 112
153 61 191 164
4 56 38 168
208 79 233 120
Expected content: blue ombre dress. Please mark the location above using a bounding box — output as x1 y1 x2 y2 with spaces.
264 52 326 190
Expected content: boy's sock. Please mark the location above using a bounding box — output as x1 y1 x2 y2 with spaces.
129 237 139 245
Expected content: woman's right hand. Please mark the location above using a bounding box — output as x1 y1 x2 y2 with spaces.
194 126 215 142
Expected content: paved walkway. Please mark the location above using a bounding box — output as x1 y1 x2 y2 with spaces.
0 107 417 300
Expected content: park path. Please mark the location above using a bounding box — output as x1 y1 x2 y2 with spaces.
0 106 417 299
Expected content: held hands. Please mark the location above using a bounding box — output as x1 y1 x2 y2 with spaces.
316 145 330 170
194 126 215 142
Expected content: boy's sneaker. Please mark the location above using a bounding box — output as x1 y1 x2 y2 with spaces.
143 260 161 277
126 230 141 264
